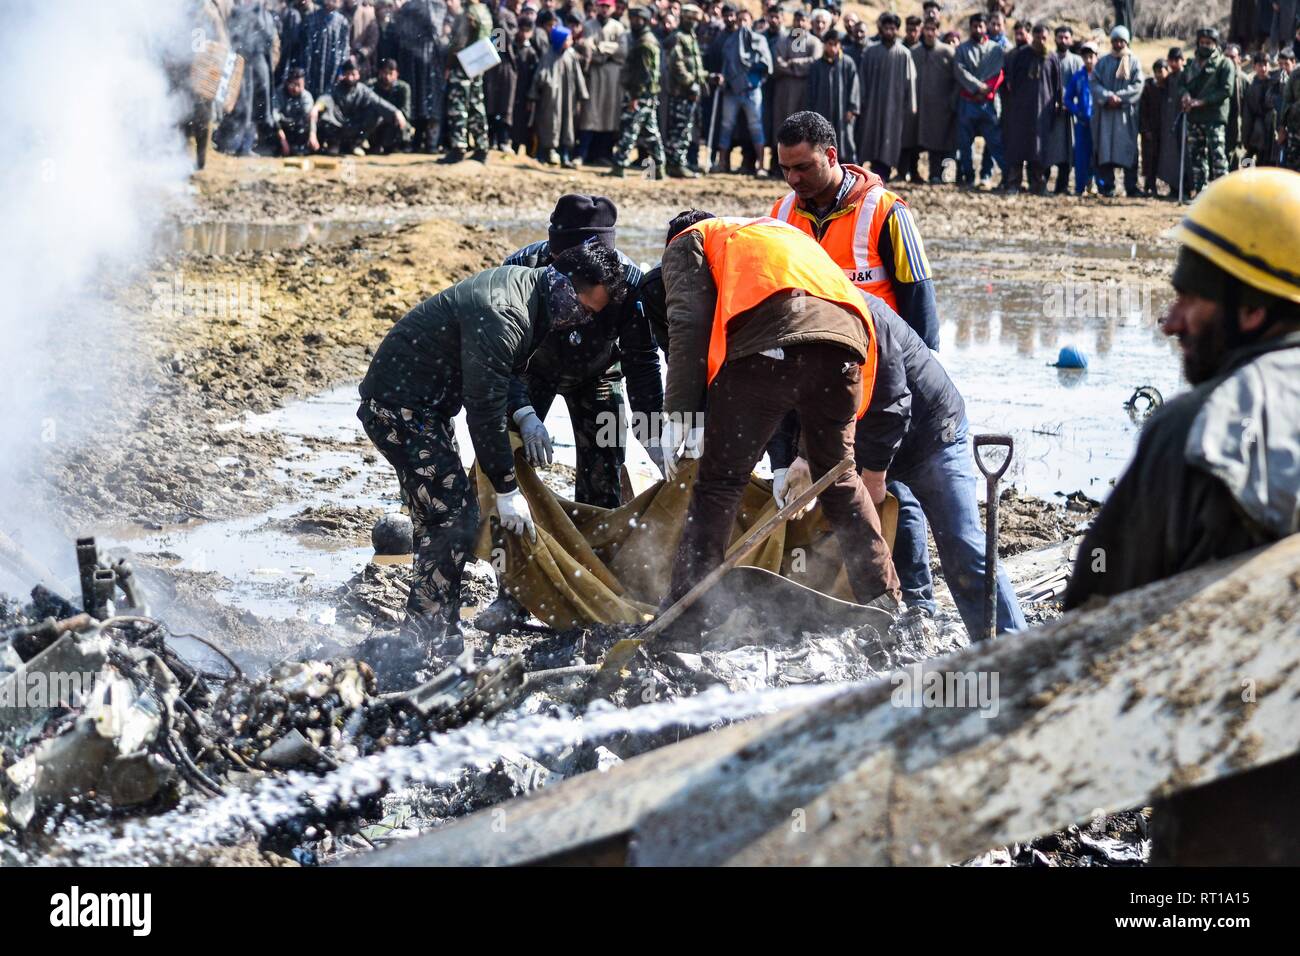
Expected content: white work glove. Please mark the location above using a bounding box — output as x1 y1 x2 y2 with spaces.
495 488 536 541
513 406 553 467
659 416 689 480
682 426 705 459
772 456 816 518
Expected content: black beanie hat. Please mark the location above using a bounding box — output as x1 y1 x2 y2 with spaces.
549 194 617 253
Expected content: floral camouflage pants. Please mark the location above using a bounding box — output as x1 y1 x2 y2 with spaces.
358 399 479 641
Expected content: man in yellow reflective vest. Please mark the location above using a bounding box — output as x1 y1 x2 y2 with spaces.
657 210 902 610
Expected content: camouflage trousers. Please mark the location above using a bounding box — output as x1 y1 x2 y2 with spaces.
357 399 479 640
615 95 666 170
1186 121 1228 195
522 370 627 509
445 69 487 152
665 95 699 169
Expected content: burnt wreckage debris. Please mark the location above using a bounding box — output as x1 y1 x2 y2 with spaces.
0 537 527 857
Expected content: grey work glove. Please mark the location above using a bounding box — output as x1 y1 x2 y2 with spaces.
513 406 553 467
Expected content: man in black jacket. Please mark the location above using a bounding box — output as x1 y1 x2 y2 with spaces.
769 292 1026 639
500 196 663 507
358 244 627 653
474 196 663 634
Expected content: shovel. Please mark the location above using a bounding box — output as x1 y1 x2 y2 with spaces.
973 434 1013 642
595 458 862 679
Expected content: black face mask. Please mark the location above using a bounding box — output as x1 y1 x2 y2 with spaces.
1196 46 1213 59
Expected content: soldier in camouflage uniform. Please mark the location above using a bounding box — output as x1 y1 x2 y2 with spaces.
442 0 494 163
612 6 666 178
1179 28 1235 195
663 4 709 177
357 248 628 657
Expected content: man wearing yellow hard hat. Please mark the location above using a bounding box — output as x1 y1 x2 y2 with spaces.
1063 167 1300 610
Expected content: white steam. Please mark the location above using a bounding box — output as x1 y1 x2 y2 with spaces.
0 0 194 584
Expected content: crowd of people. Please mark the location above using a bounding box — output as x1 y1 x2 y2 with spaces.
191 1 1300 194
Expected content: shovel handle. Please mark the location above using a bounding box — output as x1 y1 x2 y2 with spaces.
973 434 1014 482
637 457 855 647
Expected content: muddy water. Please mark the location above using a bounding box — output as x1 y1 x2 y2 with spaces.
930 238 1182 498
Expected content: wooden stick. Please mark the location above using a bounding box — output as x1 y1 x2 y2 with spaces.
637 457 855 646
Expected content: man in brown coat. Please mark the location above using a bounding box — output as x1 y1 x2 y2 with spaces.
658 210 901 610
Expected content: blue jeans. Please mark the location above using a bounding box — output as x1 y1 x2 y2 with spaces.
718 86 764 152
956 99 1004 182
1072 124 1094 194
888 427 1026 638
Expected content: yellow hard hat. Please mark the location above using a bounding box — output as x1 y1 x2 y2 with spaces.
1168 167 1300 305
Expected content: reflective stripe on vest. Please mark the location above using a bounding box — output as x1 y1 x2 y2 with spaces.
675 216 878 418
772 184 899 310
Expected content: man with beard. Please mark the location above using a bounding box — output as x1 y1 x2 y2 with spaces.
770 4 820 158
903 15 922 49
953 12 1005 188
857 12 917 181
708 2 773 175
1063 167 1300 620
908 18 957 184
1000 23 1061 194
1090 24 1143 196
368 58 413 152
358 243 627 656
1045 25 1083 194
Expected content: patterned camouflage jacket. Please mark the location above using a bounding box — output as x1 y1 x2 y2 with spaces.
665 26 707 98
623 25 661 99
1179 49 1235 126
